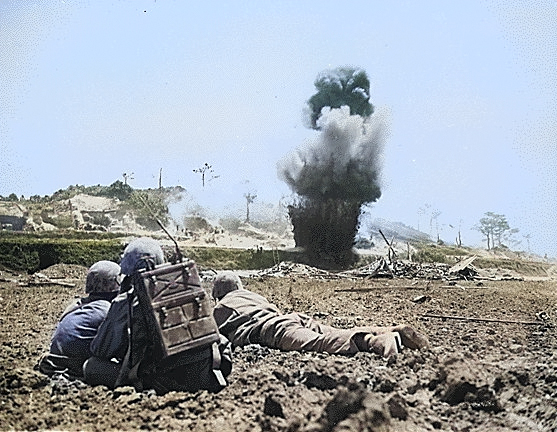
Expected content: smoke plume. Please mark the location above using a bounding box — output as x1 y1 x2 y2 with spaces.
279 107 385 201
278 107 388 268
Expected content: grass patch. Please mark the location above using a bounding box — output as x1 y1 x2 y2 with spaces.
411 243 472 264
0 232 302 274
473 257 551 276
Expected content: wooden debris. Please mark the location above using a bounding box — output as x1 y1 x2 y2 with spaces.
0 277 19 284
339 258 393 279
23 272 76 288
334 285 425 293
257 262 352 280
412 295 431 303
448 255 477 274
379 229 398 262
26 280 76 288
439 285 467 290
422 313 542 325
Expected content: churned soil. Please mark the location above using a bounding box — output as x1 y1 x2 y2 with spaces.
1 263 556 431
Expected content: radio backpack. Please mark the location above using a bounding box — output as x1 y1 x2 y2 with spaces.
117 259 230 393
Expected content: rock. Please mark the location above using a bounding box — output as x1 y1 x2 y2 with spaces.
112 386 136 398
323 384 367 426
263 394 285 418
0 368 49 394
387 394 408 420
302 371 338 390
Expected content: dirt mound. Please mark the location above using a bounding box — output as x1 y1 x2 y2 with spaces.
38 263 88 281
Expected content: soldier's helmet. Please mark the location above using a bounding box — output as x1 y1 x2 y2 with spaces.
85 260 121 293
120 237 165 276
212 271 243 300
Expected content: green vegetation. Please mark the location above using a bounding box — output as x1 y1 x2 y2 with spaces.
0 230 550 277
1 181 185 232
474 212 518 250
412 247 448 264
409 242 550 276
473 257 551 276
0 232 124 273
43 214 74 229
411 243 470 264
0 232 303 274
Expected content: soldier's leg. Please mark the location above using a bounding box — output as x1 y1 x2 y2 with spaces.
294 312 351 334
83 356 121 389
261 313 360 354
277 321 403 357
292 313 427 353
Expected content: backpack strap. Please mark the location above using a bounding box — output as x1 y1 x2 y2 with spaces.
122 272 163 388
211 341 227 388
114 279 135 388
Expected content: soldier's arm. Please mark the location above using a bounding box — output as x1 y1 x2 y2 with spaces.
90 293 129 360
213 304 235 329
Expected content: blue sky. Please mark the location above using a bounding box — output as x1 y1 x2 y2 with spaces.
1 1 556 257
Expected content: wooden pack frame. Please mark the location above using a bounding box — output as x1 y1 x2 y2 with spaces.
138 260 220 358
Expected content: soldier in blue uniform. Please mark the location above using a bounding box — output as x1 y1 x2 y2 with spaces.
38 260 121 379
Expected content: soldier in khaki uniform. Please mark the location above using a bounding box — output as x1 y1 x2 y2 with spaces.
212 271 428 357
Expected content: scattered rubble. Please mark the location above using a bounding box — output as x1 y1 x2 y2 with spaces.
253 256 525 282
256 261 351 280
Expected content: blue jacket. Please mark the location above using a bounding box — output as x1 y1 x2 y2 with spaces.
39 292 117 378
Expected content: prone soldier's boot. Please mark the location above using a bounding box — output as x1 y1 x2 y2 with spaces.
363 332 402 357
388 325 429 350
365 325 429 350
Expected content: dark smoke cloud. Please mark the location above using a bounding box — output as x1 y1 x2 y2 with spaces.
278 107 388 205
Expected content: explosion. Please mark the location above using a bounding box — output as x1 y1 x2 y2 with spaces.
278 107 387 268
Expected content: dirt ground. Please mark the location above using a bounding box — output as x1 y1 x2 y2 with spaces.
1 261 556 432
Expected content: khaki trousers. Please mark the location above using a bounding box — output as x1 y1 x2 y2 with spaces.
259 312 373 355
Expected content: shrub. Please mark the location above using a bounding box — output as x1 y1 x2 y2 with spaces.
412 246 448 264
0 234 123 273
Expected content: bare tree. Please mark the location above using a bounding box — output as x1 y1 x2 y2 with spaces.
244 192 257 223
193 163 219 188
417 203 431 232
453 219 463 247
523 233 531 253
431 209 442 242
122 172 134 186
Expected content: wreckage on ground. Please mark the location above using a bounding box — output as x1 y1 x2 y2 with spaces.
254 255 524 282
